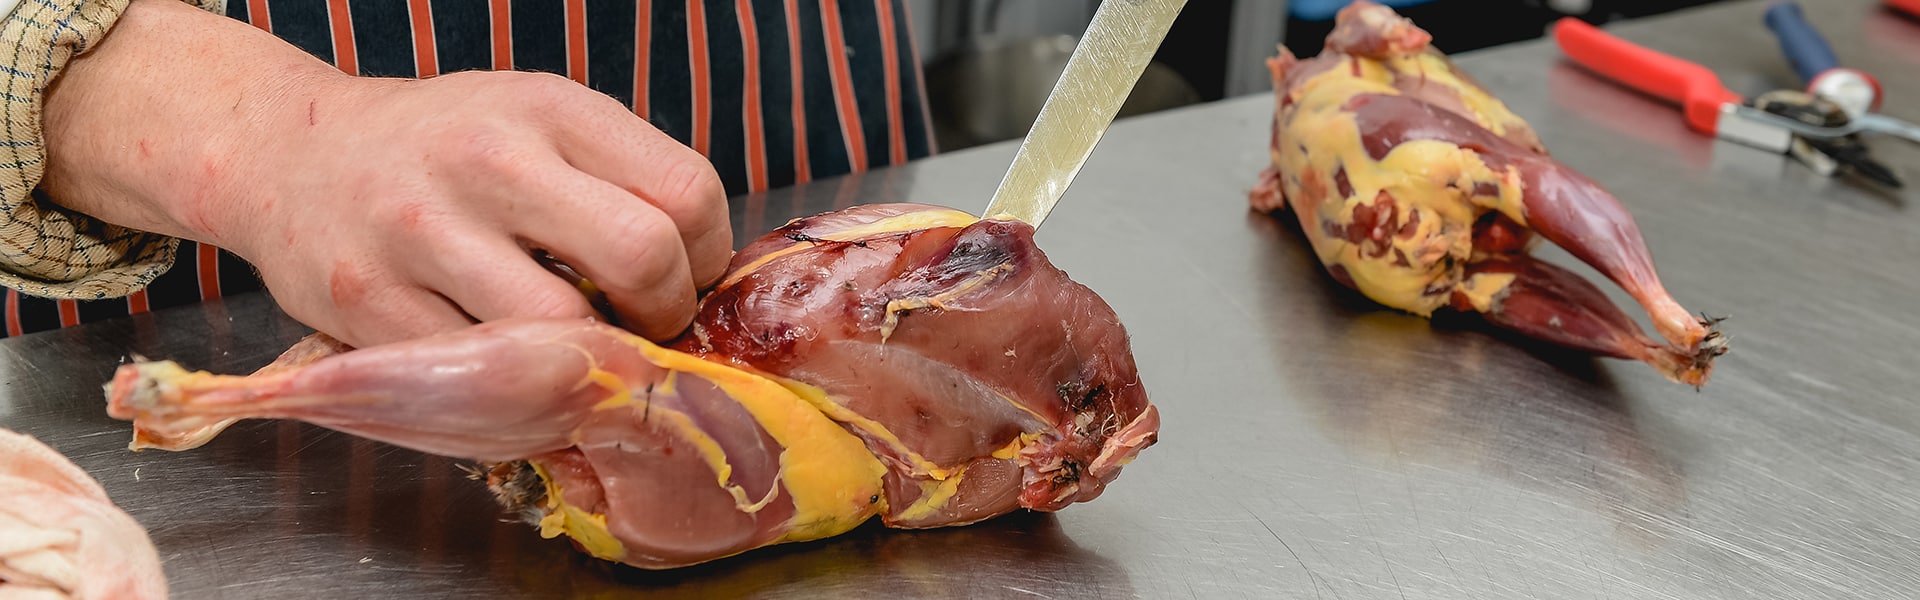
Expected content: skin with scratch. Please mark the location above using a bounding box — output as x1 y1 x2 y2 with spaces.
0 429 167 599
102 203 1158 568
1250 0 1726 385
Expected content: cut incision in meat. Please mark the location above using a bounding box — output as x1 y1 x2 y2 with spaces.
104 203 1159 570
1251 0 1727 385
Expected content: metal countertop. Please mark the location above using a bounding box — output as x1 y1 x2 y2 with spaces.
6 1 1919 597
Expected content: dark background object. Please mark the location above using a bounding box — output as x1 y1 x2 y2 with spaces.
1153 0 1234 102
1282 0 1732 59
916 0 1739 152
923 36 1205 152
919 0 1211 151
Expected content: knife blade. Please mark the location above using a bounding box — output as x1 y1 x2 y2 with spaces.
981 0 1189 228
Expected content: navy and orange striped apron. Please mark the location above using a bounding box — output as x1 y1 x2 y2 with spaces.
3 0 934 338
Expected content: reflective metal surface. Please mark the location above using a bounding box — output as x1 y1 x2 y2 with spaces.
6 1 1920 597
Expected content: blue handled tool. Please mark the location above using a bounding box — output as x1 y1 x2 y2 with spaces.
1765 1 1839 81
1764 1 1883 118
1755 1 1917 188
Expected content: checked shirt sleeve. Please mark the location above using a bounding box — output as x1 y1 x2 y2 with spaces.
0 0 222 300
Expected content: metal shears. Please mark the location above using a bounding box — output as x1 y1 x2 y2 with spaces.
1762 1 1920 187
1553 17 1914 188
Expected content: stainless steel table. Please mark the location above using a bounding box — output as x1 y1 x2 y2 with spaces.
7 1 1920 597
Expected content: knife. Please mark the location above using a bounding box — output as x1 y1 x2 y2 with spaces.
981 0 1189 228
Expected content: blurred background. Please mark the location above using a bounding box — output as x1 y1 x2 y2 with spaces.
908 0 1734 151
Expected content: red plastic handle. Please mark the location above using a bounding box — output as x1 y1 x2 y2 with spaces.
1552 18 1738 135
1889 0 1920 18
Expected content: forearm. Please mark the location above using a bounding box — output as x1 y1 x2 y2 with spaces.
0 0 235 298
40 0 347 246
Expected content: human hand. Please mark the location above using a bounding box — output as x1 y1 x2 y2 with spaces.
41 0 731 347
224 70 735 346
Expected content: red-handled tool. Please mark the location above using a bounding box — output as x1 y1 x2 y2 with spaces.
1553 18 1792 152
1554 17 1739 136
1554 19 1912 145
1889 0 1920 18
1553 17 1908 189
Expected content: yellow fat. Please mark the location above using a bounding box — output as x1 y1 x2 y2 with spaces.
718 245 810 289
1277 58 1530 317
642 404 755 509
817 209 981 240
772 377 954 480
719 208 982 289
1455 271 1518 313
530 461 627 561
879 262 1014 342
529 330 894 554
585 368 632 410
992 432 1041 460
1491 164 1529 227
772 375 1046 525
1382 53 1527 138
895 466 969 523
629 340 891 544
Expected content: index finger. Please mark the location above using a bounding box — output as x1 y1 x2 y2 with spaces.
549 112 735 289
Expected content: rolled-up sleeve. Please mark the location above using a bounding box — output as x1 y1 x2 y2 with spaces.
0 0 222 300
